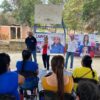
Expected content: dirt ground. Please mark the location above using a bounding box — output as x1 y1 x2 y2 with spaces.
8 52 100 76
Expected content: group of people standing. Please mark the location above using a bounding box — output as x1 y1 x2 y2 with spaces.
25 31 98 72
25 31 78 71
25 32 50 71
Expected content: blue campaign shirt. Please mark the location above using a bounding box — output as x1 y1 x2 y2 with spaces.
16 61 39 89
16 61 38 72
50 43 64 53
0 72 19 100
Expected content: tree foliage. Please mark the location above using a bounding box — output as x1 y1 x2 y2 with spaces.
0 14 8 25
48 0 66 4
0 0 13 13
0 0 42 27
63 0 100 32
63 0 84 31
83 0 100 32
11 0 42 27
0 0 13 25
0 0 100 32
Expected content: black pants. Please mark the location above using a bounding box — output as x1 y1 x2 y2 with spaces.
42 54 50 70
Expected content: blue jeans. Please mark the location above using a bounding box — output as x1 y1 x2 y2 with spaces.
65 52 74 69
32 50 37 62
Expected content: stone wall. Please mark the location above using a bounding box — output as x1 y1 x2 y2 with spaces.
0 25 31 40
0 40 26 52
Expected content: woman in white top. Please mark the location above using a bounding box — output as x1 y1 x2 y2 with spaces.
65 35 77 69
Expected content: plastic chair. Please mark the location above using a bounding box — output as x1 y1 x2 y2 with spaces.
0 94 15 100
19 71 39 100
39 90 75 100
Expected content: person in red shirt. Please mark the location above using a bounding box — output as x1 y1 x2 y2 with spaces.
42 36 50 71
90 46 95 58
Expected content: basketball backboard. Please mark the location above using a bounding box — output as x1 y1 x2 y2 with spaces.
34 4 63 24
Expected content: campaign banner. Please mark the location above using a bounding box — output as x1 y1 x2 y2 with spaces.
35 33 65 54
74 34 100 57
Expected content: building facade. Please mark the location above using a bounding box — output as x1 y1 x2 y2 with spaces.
0 25 31 40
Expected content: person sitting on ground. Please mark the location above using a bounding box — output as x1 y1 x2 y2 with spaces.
16 50 39 99
42 55 74 100
73 55 99 91
0 53 24 100
76 81 100 100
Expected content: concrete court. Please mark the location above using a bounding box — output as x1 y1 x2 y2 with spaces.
8 52 100 76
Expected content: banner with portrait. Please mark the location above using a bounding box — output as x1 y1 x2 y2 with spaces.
74 34 100 57
35 33 65 54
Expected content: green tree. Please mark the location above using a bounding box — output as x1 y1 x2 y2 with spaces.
0 0 13 13
63 0 84 32
83 0 100 32
0 0 13 25
11 0 42 27
48 0 66 4
0 13 9 25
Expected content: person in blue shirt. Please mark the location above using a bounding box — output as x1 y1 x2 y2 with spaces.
0 53 24 100
50 36 64 53
16 50 39 99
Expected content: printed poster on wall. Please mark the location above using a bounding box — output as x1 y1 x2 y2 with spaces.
35 33 66 54
74 34 100 57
